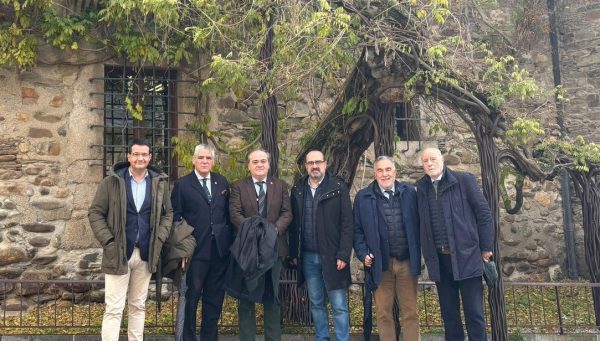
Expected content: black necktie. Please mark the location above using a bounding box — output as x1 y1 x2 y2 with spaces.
384 190 394 201
202 178 212 201
257 181 266 218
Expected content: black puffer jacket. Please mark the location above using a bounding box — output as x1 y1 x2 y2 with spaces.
226 216 278 303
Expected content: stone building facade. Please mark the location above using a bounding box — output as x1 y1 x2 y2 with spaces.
0 1 598 312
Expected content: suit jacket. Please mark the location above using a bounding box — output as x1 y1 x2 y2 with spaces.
229 176 293 257
171 171 232 261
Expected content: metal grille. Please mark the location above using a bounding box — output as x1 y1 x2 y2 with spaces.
394 102 423 142
90 65 198 179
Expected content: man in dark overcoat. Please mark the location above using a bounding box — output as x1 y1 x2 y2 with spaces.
289 150 354 341
171 144 232 341
229 149 292 341
416 147 493 341
353 155 421 340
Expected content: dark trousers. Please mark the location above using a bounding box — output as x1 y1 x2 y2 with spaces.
183 238 229 341
238 258 283 341
436 254 487 341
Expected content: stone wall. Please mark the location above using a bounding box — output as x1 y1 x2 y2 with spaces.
0 64 107 285
558 0 600 143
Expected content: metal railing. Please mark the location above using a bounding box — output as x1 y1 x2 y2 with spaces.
1 278 599 335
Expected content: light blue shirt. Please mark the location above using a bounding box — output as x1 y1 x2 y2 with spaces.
129 168 148 212
252 177 267 196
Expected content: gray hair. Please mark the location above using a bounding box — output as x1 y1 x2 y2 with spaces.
247 148 271 164
374 155 395 169
194 144 216 159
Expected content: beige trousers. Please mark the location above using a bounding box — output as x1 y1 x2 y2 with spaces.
102 248 152 341
374 258 420 341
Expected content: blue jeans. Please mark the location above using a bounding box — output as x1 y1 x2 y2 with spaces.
302 252 349 341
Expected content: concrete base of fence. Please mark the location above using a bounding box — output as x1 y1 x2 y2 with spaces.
1 334 600 341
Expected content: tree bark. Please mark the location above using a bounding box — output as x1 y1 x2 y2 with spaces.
568 168 600 327
474 124 509 341
259 7 280 176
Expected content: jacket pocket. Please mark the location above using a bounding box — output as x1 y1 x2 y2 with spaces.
102 242 118 268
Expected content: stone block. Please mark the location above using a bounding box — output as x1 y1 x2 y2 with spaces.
22 223 55 233
29 236 51 247
16 112 30 121
0 170 21 180
55 187 70 198
534 192 552 207
62 218 101 250
18 143 30 153
220 108 249 123
28 128 53 138
2 297 28 311
49 95 64 108
32 250 58 265
444 154 461 166
30 293 60 304
286 101 310 118
0 247 28 266
0 266 26 279
2 200 16 210
19 270 53 295
48 141 61 156
0 154 16 162
21 87 39 100
34 112 62 123
25 165 46 175
30 199 65 211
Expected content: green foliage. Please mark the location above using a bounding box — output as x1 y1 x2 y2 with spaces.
405 69 459 97
482 50 539 107
124 97 144 121
413 0 451 24
505 118 545 146
40 11 95 50
537 136 600 173
341 96 368 116
509 328 525 341
0 24 37 68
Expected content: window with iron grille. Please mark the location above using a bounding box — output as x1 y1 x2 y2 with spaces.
395 102 422 141
99 65 179 178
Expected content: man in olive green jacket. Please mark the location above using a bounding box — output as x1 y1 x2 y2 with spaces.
88 139 173 341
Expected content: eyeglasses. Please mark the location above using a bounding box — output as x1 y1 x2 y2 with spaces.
306 160 325 166
130 152 151 159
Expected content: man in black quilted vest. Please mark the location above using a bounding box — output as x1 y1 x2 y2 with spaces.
353 156 421 340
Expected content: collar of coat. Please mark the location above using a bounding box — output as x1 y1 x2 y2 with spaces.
416 166 458 193
362 180 408 199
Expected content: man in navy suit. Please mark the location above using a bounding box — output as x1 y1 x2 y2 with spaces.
171 144 232 341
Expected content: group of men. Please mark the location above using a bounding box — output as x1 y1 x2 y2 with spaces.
89 138 494 341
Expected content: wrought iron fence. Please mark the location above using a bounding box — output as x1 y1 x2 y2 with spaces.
1 276 599 335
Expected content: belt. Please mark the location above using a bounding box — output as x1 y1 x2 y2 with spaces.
437 246 451 255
